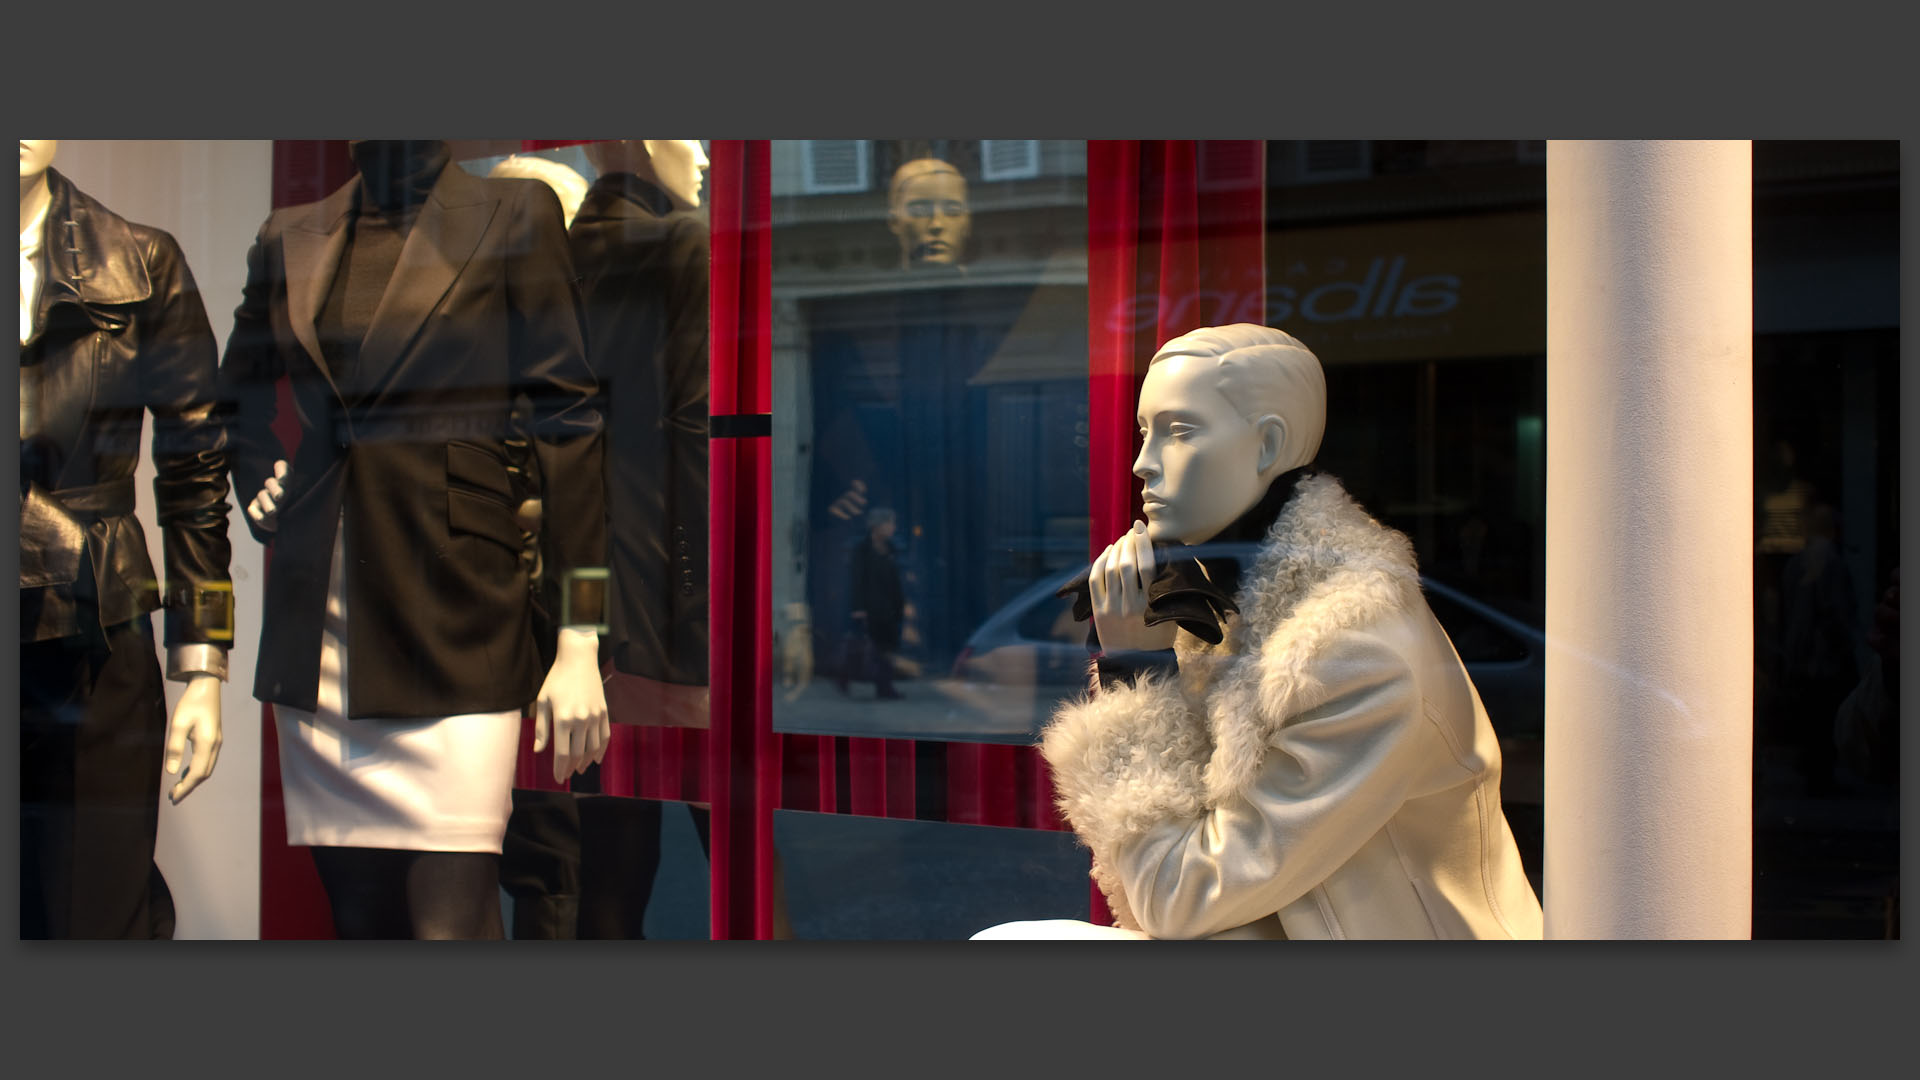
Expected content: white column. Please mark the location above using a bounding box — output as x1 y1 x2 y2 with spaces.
1544 141 1753 938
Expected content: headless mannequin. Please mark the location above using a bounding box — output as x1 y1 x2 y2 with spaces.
19 141 225 807
245 140 608 939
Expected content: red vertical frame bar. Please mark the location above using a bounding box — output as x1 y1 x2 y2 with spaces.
707 140 775 939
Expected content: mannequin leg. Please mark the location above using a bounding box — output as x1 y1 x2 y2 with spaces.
312 847 505 939
310 846 412 939
403 852 506 940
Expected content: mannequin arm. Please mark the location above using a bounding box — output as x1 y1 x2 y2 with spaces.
533 627 610 783
166 674 223 804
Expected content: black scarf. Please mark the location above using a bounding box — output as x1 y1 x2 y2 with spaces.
1061 462 1317 647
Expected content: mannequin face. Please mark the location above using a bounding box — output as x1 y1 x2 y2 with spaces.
888 169 970 267
644 140 709 210
1134 354 1284 545
20 140 58 183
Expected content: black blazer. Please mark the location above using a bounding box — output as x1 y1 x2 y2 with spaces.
219 162 606 719
568 173 709 687
20 168 233 653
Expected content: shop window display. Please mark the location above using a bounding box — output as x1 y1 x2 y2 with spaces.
14 138 1899 940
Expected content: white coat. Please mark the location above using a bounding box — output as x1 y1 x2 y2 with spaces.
1040 474 1543 940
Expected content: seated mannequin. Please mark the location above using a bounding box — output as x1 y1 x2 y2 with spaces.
974 324 1543 940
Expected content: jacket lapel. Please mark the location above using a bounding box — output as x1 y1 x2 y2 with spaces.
356 164 498 384
282 179 357 400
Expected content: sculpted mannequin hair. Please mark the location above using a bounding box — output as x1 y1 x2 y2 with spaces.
888 157 964 205
1149 323 1327 470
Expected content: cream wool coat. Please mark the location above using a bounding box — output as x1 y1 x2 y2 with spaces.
1041 474 1543 940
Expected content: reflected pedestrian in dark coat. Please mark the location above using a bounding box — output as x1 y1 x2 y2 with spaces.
840 509 904 700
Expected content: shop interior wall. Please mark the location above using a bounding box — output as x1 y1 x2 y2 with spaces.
50 140 274 939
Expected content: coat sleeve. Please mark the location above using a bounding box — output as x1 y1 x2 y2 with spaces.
138 228 233 653
1045 625 1462 939
217 217 289 547
1124 628 1461 939
507 180 607 627
658 217 711 684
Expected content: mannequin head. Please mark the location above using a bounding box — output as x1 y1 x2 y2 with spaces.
1133 324 1326 545
20 140 57 184
488 154 590 228
21 141 56 227
867 507 897 547
887 158 970 269
584 140 710 210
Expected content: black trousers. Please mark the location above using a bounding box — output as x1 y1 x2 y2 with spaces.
20 616 175 939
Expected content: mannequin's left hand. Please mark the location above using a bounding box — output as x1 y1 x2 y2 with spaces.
166 675 223 804
533 628 611 783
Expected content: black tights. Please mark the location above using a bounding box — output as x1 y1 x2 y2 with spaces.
310 846 505 940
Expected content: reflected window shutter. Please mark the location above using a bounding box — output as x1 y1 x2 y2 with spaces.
980 140 1041 181
802 140 872 194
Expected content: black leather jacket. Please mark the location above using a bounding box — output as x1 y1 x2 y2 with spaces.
19 168 233 661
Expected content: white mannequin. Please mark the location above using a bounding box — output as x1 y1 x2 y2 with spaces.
975 325 1326 941
582 140 710 210
886 158 970 269
21 139 222 803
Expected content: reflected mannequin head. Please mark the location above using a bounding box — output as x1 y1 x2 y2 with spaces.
488 154 590 228
584 140 710 210
867 507 897 546
887 159 970 269
1134 324 1326 545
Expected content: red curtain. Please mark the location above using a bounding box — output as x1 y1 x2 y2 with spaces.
707 141 778 939
1083 140 1267 923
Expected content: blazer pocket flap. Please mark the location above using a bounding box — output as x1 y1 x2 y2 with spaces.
446 442 512 500
19 487 85 588
447 487 526 552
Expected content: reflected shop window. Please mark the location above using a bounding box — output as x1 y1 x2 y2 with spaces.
14 139 1898 941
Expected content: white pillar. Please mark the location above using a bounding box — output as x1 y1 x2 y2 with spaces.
1544 141 1753 938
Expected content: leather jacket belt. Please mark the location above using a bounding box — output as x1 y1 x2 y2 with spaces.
48 477 138 518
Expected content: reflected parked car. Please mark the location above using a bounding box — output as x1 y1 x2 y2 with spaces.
949 543 1546 807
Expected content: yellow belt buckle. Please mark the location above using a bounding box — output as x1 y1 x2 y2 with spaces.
199 581 236 642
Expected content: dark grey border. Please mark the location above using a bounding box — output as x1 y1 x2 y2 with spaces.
6 1 1916 1072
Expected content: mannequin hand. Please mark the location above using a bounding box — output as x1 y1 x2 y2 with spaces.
533 628 610 783
1090 521 1177 653
247 460 290 533
166 675 223 804
605 671 710 728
